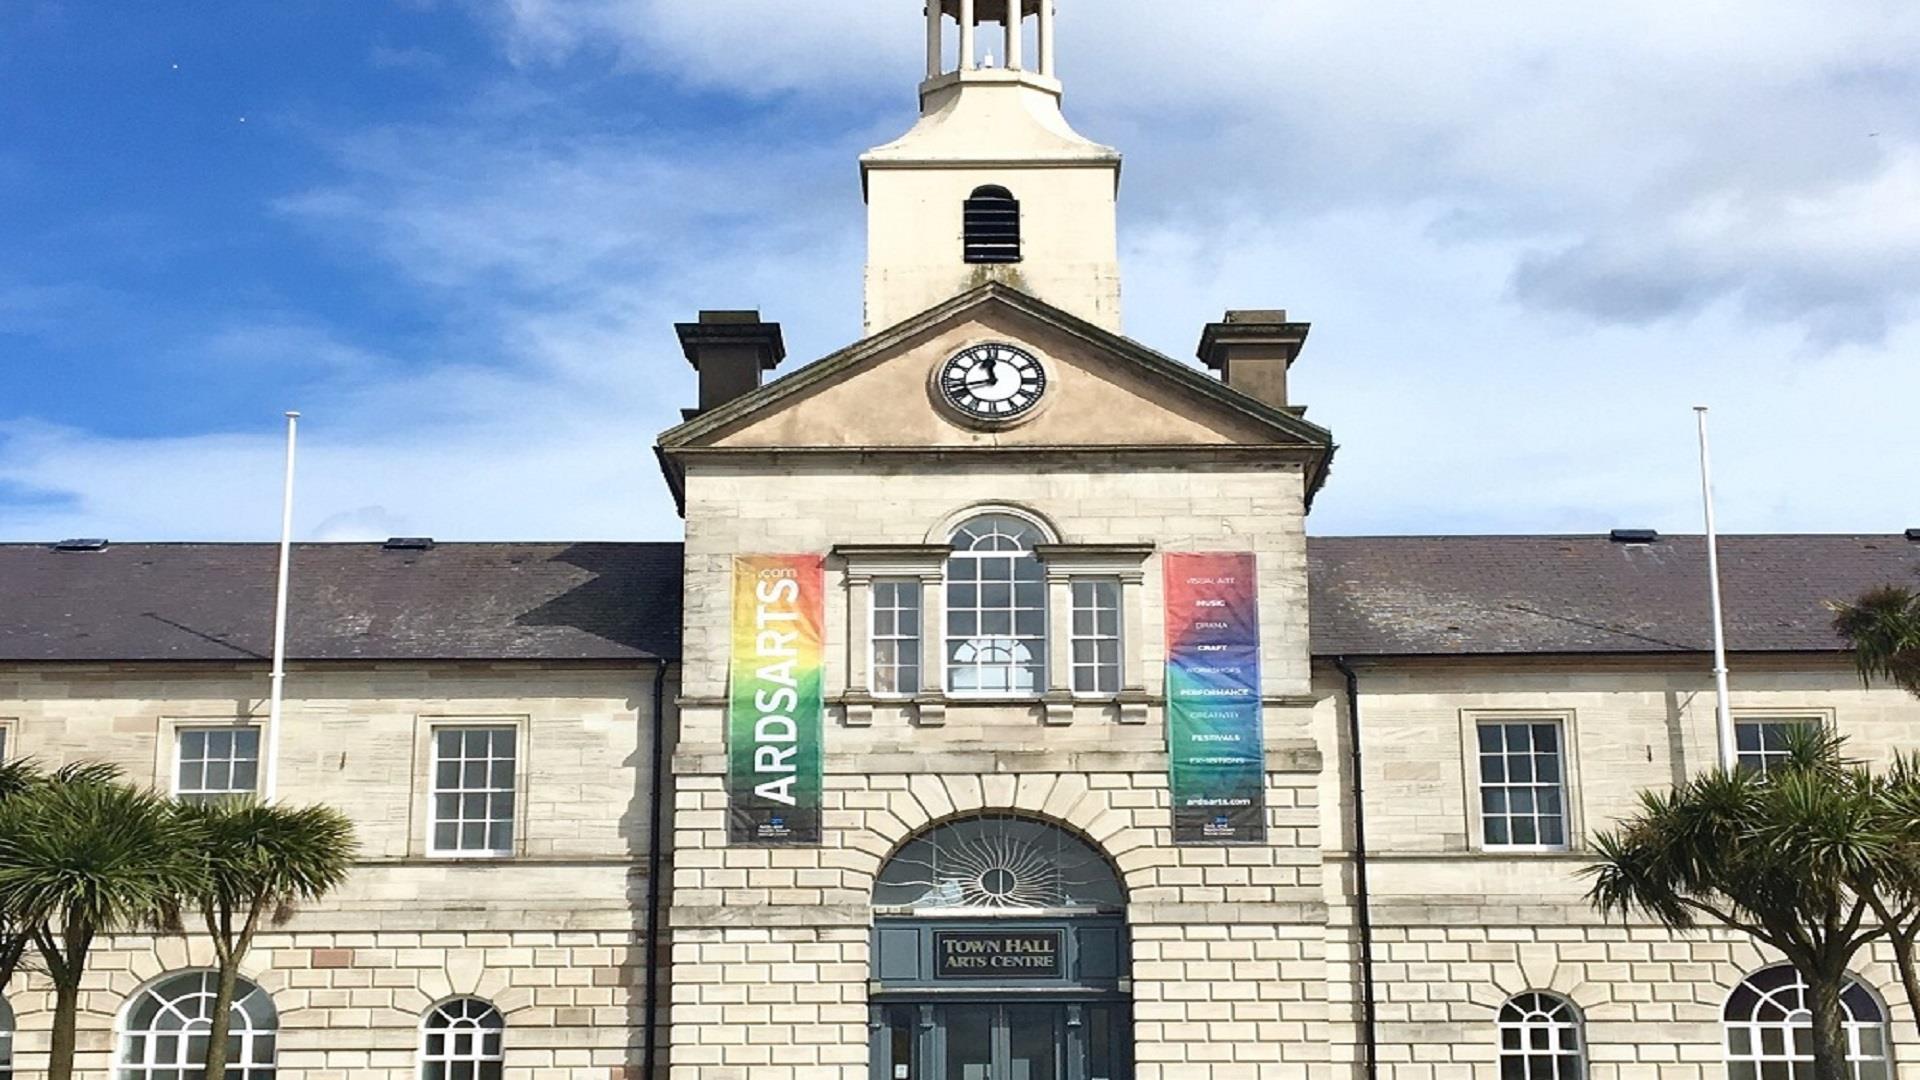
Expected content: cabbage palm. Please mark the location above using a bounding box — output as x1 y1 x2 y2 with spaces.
0 770 203 1080
1832 582 1920 1020
178 798 356 1080
1585 730 1889 1080
1861 753 1920 1036
0 760 154 992
1831 584 1920 696
0 759 49 992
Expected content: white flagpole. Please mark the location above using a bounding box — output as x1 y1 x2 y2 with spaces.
263 410 300 802
1695 406 1735 770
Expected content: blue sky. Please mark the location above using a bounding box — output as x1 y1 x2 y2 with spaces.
3 1 1918 542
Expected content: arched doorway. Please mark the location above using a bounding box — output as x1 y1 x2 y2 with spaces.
870 814 1131 1080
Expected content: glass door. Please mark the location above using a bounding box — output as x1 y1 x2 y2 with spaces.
945 1005 996 1080
1003 1004 1061 1080
873 1002 1126 1080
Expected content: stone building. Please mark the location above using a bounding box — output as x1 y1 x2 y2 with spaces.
3 3 1918 1079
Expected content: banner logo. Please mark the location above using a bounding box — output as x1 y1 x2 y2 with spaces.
1164 552 1267 844
728 554 825 846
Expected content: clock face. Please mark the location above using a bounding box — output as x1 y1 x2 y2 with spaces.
937 343 1048 421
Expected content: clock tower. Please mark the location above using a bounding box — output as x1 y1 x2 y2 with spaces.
862 1 1124 334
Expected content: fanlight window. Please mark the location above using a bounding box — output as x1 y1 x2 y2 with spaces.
1498 992 1584 1079
118 971 277 1079
421 998 506 1080
1724 965 1889 1080
946 514 1048 695
874 815 1124 911
963 185 1022 263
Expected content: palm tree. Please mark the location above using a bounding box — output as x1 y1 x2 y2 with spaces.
0 770 203 1080
0 759 50 993
1831 584 1920 695
1831 581 1920 1021
0 761 148 995
1859 753 1920 1035
1585 730 1891 1080
177 798 356 1080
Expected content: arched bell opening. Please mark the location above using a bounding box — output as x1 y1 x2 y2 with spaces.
869 813 1132 1080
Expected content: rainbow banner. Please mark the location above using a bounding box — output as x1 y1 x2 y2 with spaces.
728 554 826 846
1164 552 1267 845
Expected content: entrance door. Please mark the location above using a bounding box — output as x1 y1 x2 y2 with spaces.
875 1002 1128 1080
1001 1004 1062 1080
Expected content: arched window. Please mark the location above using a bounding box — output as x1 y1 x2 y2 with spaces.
420 998 506 1080
875 814 1124 911
1498 992 1584 1079
946 514 1048 694
118 971 277 1079
963 185 1021 263
1724 965 1890 1080
0 995 13 1079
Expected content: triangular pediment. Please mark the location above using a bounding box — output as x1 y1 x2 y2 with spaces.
658 284 1332 460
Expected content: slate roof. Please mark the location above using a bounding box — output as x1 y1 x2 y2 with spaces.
1 535 1913 664
0 542 682 663
1309 534 1920 657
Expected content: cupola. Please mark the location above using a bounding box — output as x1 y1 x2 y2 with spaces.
861 1 1122 334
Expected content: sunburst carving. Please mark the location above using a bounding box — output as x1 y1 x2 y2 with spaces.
874 814 1123 911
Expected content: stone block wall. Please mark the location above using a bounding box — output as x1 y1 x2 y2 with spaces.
1325 920 1920 1080
1132 921 1331 1079
7 926 653 1079
676 456 1315 717
1314 657 1920 1080
666 755 1330 1080
0 661 671 1079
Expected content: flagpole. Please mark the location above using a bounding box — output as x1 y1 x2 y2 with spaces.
1695 406 1735 770
263 410 299 802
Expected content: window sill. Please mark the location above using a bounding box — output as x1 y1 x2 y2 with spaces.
423 850 517 862
936 693 1049 704
835 691 1151 707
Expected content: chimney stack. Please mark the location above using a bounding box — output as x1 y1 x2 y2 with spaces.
1197 309 1310 412
676 310 787 417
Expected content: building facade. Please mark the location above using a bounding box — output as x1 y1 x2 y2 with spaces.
2 4 1919 1079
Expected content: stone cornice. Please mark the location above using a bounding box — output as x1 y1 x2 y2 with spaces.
670 741 1324 776
831 543 950 579
1032 542 1154 581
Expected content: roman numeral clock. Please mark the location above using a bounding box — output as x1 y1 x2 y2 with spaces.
936 342 1049 422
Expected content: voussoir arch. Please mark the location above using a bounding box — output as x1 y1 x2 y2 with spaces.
850 776 1158 896
923 502 1062 546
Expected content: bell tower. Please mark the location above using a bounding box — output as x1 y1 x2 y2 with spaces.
861 1 1123 334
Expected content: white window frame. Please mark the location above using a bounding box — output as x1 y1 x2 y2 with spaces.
1723 964 1891 1080
117 970 278 1079
418 997 506 1080
869 576 924 698
1732 712 1830 777
171 724 263 802
1463 711 1579 853
1498 992 1586 1079
424 722 522 859
1068 576 1124 698
942 512 1053 698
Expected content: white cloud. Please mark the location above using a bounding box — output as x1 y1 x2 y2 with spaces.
4 0 1919 542
1120 206 1920 535
482 0 919 93
2 113 868 543
475 0 1920 344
